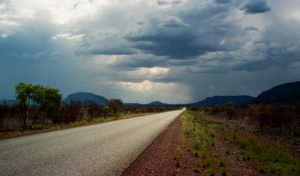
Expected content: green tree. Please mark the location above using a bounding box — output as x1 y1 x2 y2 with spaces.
30 84 45 126
103 106 110 117
32 86 62 125
15 82 33 128
15 82 62 128
42 87 62 119
106 99 123 113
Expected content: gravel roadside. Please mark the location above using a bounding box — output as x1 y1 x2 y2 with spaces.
121 113 183 176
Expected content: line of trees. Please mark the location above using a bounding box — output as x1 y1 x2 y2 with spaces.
0 82 179 130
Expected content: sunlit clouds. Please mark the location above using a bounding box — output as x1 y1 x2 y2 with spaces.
117 80 173 92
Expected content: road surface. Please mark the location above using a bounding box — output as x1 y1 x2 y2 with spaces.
0 109 184 176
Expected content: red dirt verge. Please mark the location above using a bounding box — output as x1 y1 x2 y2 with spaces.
121 114 183 176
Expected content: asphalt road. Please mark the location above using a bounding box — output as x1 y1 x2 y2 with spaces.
0 109 184 176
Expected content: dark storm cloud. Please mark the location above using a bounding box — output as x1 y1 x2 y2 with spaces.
110 56 168 70
137 21 145 26
0 21 55 57
244 26 259 31
77 43 136 56
235 46 300 71
126 4 239 60
233 59 271 71
126 31 203 59
241 0 271 14
214 0 231 4
76 33 136 56
233 18 300 71
172 0 181 4
156 0 168 5
88 47 136 55
122 0 298 76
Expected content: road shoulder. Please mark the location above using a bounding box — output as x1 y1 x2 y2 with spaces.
121 113 183 176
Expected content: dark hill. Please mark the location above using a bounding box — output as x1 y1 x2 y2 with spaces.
147 101 169 106
192 95 255 106
255 81 300 104
63 92 107 106
124 101 169 106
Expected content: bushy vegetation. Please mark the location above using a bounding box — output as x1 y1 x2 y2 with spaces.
228 133 300 175
0 82 179 131
188 102 300 137
180 110 300 176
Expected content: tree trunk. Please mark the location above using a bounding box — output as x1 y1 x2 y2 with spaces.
30 107 42 129
23 104 27 129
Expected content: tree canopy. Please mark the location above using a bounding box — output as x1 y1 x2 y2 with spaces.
15 82 62 128
106 99 123 113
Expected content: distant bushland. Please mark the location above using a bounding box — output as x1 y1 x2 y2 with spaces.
188 102 300 137
0 82 179 131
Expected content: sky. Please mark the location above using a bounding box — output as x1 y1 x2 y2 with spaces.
0 0 300 104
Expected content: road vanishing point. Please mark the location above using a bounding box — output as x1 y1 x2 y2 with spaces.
0 109 184 176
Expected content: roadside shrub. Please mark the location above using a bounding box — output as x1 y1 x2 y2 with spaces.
87 104 103 118
115 112 121 118
210 105 221 115
106 99 123 113
250 104 298 135
0 105 22 130
103 106 110 117
0 105 10 127
145 106 154 112
63 103 82 123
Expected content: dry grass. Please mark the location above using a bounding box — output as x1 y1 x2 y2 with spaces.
178 110 300 176
180 111 227 175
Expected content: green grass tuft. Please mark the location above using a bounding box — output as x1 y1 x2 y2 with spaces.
220 167 227 176
225 149 230 155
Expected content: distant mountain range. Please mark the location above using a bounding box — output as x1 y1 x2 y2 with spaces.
147 101 170 106
5 80 296 107
62 94 256 107
191 95 255 106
